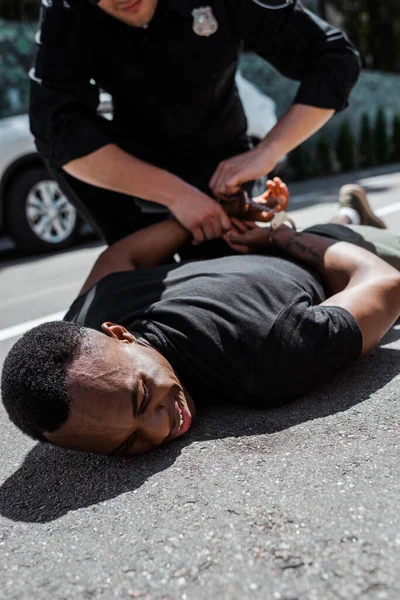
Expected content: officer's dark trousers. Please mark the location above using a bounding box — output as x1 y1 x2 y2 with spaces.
45 160 165 244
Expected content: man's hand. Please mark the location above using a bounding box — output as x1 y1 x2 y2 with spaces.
169 190 231 244
209 145 278 199
227 225 273 254
219 177 290 224
221 218 260 253
245 177 289 222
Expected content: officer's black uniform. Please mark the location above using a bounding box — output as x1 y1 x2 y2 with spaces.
30 0 360 245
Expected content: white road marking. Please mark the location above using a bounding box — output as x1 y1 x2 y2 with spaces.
376 202 400 217
359 172 400 187
0 311 66 343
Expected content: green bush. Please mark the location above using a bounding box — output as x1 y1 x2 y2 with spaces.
288 144 312 180
336 121 358 172
315 136 333 175
0 19 36 119
391 114 400 162
359 112 375 168
374 107 390 164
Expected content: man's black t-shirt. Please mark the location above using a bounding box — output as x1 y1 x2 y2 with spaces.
64 255 362 407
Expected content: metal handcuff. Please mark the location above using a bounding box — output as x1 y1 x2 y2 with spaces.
219 184 296 240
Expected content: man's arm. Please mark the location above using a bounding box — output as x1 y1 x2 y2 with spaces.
79 219 191 296
229 226 400 355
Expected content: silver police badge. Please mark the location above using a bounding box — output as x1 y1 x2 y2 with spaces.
192 6 219 37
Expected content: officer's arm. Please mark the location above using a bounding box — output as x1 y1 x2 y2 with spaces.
62 143 226 236
233 0 360 166
239 0 360 114
30 0 230 243
209 0 360 198
30 1 195 211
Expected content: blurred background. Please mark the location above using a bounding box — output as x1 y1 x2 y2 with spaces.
1 0 400 253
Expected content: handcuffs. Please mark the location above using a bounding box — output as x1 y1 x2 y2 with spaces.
219 183 296 240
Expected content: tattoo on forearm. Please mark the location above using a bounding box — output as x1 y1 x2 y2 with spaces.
282 233 325 267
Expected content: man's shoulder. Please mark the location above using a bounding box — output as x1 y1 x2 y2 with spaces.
38 0 92 35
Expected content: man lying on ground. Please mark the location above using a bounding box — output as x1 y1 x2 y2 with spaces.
2 183 399 456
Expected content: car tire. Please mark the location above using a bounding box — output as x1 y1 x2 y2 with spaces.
5 166 80 254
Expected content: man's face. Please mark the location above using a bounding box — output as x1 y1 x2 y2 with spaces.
97 0 159 28
45 323 195 456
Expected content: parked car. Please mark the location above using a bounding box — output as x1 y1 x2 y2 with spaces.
235 72 277 143
0 77 277 254
0 114 81 254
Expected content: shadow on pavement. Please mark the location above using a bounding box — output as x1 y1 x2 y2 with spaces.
0 343 398 525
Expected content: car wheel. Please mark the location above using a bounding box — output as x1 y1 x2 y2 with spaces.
5 166 80 254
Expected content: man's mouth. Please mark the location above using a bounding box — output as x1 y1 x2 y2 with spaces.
178 404 184 430
167 397 191 441
176 399 191 437
118 0 142 13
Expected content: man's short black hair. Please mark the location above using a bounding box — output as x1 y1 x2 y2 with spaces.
1 321 88 442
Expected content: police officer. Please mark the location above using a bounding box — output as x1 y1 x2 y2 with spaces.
30 0 360 252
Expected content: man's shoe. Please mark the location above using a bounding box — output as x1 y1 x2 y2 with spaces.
338 184 386 229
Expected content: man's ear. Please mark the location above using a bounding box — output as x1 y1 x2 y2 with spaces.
101 322 136 343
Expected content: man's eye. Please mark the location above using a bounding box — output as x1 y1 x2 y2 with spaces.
139 383 150 415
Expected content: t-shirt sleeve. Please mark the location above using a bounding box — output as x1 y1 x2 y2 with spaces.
264 300 363 404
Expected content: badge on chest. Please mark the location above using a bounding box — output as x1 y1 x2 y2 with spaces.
191 6 219 37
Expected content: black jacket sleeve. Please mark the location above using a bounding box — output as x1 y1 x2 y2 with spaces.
29 0 112 169
238 0 361 112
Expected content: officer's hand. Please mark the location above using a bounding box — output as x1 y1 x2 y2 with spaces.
209 146 278 199
169 190 231 244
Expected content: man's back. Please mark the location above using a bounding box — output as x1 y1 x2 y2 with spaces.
64 255 362 407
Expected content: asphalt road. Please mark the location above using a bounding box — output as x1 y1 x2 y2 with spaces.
0 166 399 600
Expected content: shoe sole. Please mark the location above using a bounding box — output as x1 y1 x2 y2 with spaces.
339 185 386 229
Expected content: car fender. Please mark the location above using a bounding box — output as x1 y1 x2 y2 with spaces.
0 153 45 234
0 115 44 232
235 72 278 140
0 115 37 172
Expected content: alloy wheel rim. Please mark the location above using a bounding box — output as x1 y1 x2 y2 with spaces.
26 180 77 244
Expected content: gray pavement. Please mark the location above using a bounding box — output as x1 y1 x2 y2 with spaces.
0 166 399 600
